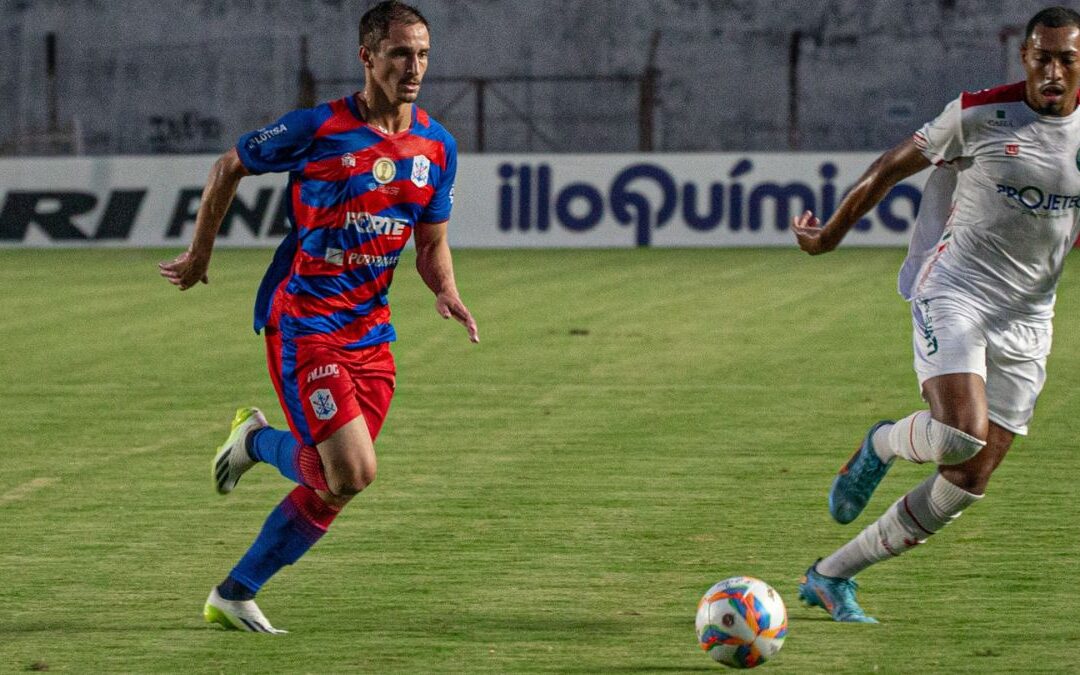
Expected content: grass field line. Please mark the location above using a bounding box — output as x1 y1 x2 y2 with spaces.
0 477 59 506
56 431 216 478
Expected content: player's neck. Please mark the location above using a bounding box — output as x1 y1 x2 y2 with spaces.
356 91 412 134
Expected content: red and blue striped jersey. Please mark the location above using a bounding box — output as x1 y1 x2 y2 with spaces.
236 94 457 347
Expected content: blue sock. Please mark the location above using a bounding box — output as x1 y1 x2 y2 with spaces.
227 486 338 594
247 427 303 484
218 575 256 601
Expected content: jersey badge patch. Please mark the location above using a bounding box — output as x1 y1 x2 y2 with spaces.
310 388 338 420
411 155 431 188
342 153 357 168
373 157 396 184
1005 143 1020 156
325 247 344 265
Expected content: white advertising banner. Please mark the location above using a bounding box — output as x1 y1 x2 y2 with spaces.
0 153 925 248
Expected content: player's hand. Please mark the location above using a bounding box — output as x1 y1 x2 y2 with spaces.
791 210 834 255
158 248 210 290
436 291 479 343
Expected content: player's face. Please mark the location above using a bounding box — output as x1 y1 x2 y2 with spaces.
1021 24 1080 116
362 21 430 105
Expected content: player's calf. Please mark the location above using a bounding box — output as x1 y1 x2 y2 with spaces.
818 472 982 579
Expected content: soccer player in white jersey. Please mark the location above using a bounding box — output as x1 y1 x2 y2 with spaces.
791 6 1080 622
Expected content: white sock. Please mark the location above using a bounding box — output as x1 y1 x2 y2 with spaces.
871 424 894 463
817 473 982 579
871 411 985 465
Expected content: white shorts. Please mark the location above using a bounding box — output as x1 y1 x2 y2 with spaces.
911 295 1051 435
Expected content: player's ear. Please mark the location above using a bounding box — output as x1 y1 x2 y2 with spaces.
359 45 373 69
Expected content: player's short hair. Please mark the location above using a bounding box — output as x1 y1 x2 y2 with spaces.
1025 6 1080 43
359 1 429 52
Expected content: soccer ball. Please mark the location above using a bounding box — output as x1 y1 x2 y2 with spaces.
695 576 788 668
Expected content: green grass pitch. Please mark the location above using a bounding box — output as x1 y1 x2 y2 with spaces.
2 247 1079 673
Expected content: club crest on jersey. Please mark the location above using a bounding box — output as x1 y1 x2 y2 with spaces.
411 155 431 187
309 388 338 420
1005 143 1020 156
372 157 397 184
341 153 357 168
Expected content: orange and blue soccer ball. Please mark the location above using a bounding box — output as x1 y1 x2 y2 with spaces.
695 576 788 668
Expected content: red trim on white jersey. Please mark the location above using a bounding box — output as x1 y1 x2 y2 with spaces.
960 82 1026 109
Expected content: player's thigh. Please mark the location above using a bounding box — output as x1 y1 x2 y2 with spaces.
315 344 396 491
912 296 990 434
314 343 396 466
342 342 396 441
922 373 988 438
984 321 1051 436
268 336 371 447
317 415 377 486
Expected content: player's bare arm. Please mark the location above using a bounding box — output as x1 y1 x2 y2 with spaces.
158 148 250 290
792 137 930 255
414 220 479 343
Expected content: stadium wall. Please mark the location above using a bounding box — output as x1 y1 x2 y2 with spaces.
0 0 1058 154
0 153 924 248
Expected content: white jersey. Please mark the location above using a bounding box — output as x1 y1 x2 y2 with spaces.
898 165 956 301
906 81 1080 322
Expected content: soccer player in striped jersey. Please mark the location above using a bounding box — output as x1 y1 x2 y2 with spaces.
791 6 1080 622
160 1 477 633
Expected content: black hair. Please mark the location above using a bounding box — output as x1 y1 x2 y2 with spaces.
359 1 429 52
1025 6 1080 42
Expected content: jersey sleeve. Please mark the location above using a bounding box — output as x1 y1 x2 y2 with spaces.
913 96 965 166
420 135 457 224
235 108 320 175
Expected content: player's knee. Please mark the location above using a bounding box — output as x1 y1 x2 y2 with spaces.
932 412 988 445
939 464 993 495
931 419 986 465
330 463 376 496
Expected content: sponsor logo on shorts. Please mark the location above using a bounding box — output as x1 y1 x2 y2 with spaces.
411 155 431 188
309 388 338 420
306 364 340 383
918 299 939 356
1004 143 1020 156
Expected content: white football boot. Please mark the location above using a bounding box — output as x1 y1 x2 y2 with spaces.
203 587 287 634
212 407 267 495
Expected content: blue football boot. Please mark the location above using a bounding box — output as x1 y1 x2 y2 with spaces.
829 420 894 524
798 561 878 623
